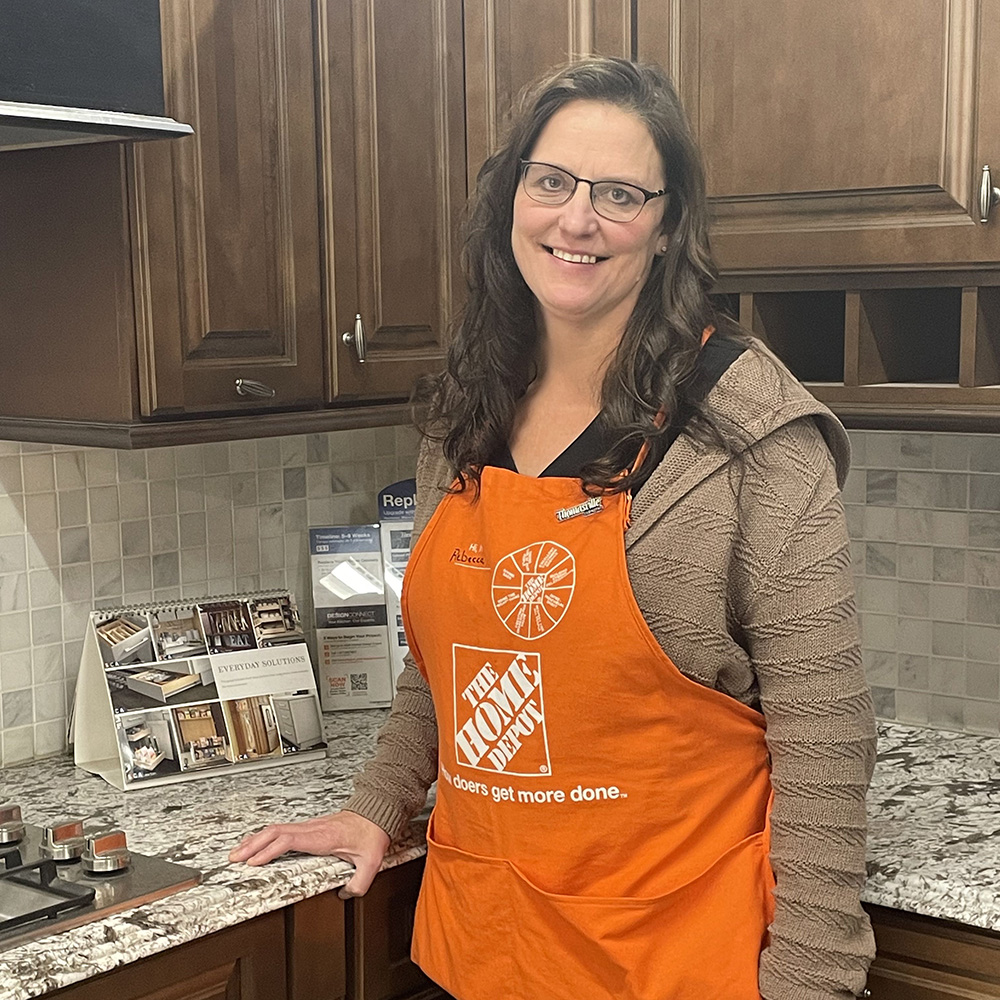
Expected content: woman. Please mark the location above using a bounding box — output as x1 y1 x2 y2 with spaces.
231 58 876 1000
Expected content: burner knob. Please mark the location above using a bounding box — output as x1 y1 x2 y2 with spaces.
41 819 86 862
82 829 131 874
0 804 25 844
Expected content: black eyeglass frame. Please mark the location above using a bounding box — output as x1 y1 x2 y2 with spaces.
518 159 667 221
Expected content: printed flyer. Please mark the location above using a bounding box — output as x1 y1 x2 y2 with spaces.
309 525 394 710
378 478 416 686
73 591 327 790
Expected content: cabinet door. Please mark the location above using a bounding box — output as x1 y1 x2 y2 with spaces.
637 0 1000 274
47 910 287 999
348 858 443 1000
130 0 324 416
465 0 633 180
319 0 465 402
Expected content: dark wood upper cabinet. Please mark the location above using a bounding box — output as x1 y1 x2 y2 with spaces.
637 0 1000 275
319 0 465 403
130 0 324 416
465 0 633 181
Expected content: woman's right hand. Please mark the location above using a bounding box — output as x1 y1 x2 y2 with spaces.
228 810 392 898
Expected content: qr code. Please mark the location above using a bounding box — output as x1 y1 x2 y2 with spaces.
350 672 368 692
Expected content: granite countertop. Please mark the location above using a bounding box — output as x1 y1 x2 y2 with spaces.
0 716 998 998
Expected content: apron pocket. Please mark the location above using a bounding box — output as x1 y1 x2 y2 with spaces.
418 820 773 1000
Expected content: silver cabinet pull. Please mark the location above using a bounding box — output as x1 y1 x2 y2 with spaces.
342 313 367 363
979 164 1000 223
234 378 276 398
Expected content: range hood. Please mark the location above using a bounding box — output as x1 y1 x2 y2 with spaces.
0 1 192 152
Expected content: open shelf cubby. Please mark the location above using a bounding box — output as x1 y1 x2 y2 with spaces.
854 287 962 384
967 285 1000 387
749 291 846 383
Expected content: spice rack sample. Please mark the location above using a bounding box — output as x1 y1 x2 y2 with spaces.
249 596 304 646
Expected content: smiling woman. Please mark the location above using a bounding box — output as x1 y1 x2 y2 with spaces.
231 57 877 1000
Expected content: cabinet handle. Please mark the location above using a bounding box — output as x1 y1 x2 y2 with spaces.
979 164 1000 223
234 378 276 398
342 313 367 363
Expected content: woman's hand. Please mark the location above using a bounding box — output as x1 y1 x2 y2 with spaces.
228 810 392 898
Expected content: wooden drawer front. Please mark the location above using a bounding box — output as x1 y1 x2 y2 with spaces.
867 904 1000 1000
47 910 287 1000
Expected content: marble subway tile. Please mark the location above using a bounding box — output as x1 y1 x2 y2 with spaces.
870 685 895 718
865 470 896 506
229 439 257 472
176 477 206 513
60 526 91 565
33 681 65 723
896 471 968 510
89 523 121 562
31 644 63 684
0 536 27 573
204 474 233 510
928 657 964 694
1 725 33 764
968 549 1000 588
2 688 33 727
54 452 86 491
965 624 1000 663
283 466 306 500
230 472 257 506
33 719 66 757
860 612 897 650
968 587 1000 626
306 434 330 465
0 455 24 494
896 617 932 655
969 436 1000 473
929 584 967 622
898 581 929 618
150 515 179 553
281 436 307 468
84 449 117 487
863 507 896 541
26 531 59 571
200 442 229 473
149 480 178 516
60 564 92 606
30 606 63 646
897 545 933 581
21 454 55 494
969 475 1000 512
966 661 1000 701
928 694 965 729
24 494 58 533
0 649 32 690
256 437 281 469
0 611 30 653
179 511 207 549
863 649 898 686
894 689 930 724
152 552 180 589
930 511 968 547
932 434 970 470
898 654 929 691
120 520 151 557
118 482 150 520
865 542 896 577
180 548 208 584
899 434 933 469
147 447 177 481
175 444 203 477
0 572 28 613
87 485 120 523
0 493 25 535
92 560 124 601
963 699 1000 734
117 451 148 483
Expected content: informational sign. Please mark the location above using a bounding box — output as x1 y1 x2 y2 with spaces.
378 479 416 687
310 525 393 710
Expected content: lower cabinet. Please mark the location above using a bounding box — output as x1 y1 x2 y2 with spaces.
44 859 445 1000
47 909 288 1000
866 904 1000 999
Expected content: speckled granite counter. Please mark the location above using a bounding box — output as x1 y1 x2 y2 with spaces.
0 709 419 1000
862 720 1000 929
1 717 998 998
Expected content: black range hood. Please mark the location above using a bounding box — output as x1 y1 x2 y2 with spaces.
0 0 192 151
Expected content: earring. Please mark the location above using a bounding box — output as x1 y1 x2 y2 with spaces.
659 245 668 253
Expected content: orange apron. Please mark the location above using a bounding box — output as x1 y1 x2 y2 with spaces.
402 431 774 999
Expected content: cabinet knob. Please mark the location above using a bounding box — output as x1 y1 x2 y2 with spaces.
234 378 276 398
342 313 367 363
979 164 1000 223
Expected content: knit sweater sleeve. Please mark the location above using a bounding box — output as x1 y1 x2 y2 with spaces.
340 438 443 839
737 420 877 1000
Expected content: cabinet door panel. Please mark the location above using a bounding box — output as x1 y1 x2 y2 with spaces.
638 0 1000 272
465 0 633 179
131 0 323 416
321 0 465 402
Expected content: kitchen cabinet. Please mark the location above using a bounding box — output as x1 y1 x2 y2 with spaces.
46 909 287 1000
464 0 633 180
637 0 1000 275
129 0 325 418
637 0 1000 428
318 0 463 403
865 903 1000 998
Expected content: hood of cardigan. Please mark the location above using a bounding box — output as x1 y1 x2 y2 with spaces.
626 339 851 548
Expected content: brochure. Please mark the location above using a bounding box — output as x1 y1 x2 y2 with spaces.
378 479 416 687
73 591 327 790
309 525 393 710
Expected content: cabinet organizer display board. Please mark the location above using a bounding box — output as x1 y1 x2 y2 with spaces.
73 591 327 789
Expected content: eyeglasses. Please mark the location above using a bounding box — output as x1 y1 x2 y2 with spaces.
519 160 666 223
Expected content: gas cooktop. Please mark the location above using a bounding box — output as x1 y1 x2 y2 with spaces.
0 804 200 952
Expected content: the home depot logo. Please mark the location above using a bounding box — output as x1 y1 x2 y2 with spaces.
453 644 551 776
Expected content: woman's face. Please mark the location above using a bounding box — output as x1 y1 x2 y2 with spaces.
511 100 666 334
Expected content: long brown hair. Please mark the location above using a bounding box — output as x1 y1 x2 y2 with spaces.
417 57 743 494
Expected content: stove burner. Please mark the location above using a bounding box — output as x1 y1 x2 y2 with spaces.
0 805 25 845
0 803 200 952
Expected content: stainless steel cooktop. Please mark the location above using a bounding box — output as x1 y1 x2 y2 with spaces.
0 804 200 952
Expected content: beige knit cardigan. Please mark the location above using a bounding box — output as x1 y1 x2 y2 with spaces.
343 342 877 1000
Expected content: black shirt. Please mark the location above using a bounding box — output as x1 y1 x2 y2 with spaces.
489 335 746 490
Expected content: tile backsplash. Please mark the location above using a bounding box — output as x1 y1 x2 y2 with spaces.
847 431 1000 735
0 425 420 766
1 425 998 766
